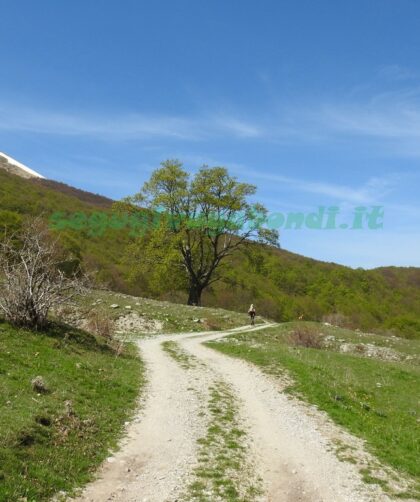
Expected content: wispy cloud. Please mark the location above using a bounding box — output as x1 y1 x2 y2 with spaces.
3 76 420 156
211 115 263 138
1 106 200 140
377 64 418 82
247 170 395 204
177 154 400 205
320 102 420 140
0 103 265 142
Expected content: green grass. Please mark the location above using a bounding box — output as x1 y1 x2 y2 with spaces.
161 341 200 369
184 381 261 502
207 322 420 498
305 321 420 360
72 289 257 335
0 319 143 501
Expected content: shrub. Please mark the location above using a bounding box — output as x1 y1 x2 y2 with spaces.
289 325 323 349
85 310 115 340
322 312 351 328
0 219 86 329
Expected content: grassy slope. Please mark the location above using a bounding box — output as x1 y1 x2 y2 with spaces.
74 289 257 334
0 168 419 337
0 168 133 292
0 320 143 501
207 322 420 497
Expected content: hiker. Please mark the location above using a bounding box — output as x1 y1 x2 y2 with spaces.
248 304 256 325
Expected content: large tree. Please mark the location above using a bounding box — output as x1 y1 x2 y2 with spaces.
118 160 278 305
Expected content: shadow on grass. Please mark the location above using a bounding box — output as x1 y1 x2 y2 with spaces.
0 317 121 356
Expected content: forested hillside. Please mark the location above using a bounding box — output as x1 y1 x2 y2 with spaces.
1 168 419 338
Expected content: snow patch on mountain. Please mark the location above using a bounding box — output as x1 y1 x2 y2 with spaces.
0 151 45 179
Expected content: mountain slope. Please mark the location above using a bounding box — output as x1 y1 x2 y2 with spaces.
32 178 114 208
0 166 419 338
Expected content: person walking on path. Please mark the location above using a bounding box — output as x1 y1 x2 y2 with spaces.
248 304 256 325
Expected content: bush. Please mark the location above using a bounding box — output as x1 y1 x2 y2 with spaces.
289 325 323 349
385 316 420 340
85 311 115 340
322 312 351 328
0 219 86 329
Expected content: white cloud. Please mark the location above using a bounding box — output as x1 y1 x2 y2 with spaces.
377 64 417 82
320 103 420 140
211 116 263 138
0 103 267 142
3 79 420 156
233 167 395 205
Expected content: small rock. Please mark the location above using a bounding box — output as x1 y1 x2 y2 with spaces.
31 376 49 394
110 304 119 309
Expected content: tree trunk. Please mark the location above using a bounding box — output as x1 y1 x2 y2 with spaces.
187 282 203 306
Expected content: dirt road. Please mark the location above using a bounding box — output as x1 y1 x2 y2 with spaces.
75 325 389 502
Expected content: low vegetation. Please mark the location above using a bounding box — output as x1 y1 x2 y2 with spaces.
0 320 143 501
288 324 323 349
207 322 420 498
66 289 255 335
162 341 200 369
185 381 261 501
0 220 86 329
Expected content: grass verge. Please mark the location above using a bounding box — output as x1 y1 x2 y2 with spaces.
184 381 262 501
0 319 143 501
207 322 420 498
161 341 200 369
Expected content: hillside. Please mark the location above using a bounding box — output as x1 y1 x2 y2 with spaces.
0 167 132 290
0 167 419 338
32 178 114 209
0 320 142 501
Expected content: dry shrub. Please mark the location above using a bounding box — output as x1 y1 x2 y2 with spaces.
202 318 221 331
289 325 323 349
55 304 75 317
84 310 126 356
31 376 49 394
85 310 115 340
0 218 87 329
322 312 350 327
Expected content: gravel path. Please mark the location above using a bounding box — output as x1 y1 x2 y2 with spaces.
75 324 389 502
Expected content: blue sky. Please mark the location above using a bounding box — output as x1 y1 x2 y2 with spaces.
1 0 419 268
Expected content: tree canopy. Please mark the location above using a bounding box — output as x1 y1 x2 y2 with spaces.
117 160 278 305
